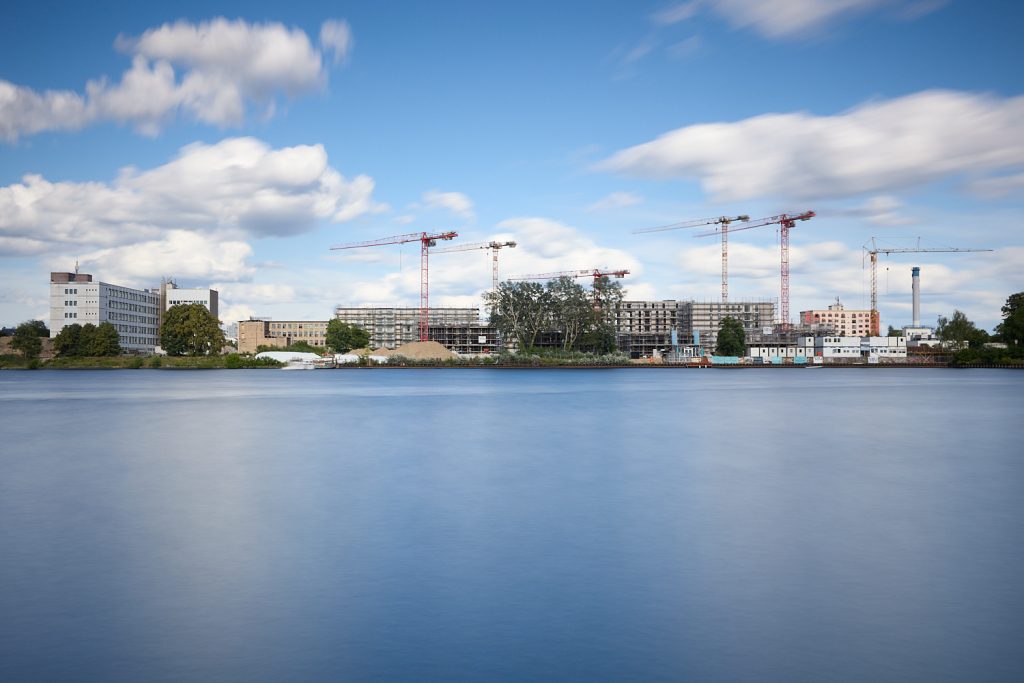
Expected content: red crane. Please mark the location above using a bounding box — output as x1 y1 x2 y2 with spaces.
696 211 815 329
633 215 749 303
331 231 457 341
430 240 517 291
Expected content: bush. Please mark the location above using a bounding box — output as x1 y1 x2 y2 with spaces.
149 355 163 368
127 357 144 369
26 359 41 370
225 353 284 368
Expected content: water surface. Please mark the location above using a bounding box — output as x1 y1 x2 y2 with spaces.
2 369 1022 682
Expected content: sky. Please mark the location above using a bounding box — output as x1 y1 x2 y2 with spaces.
2 0 1022 331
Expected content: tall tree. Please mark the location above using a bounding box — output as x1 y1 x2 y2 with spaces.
88 322 123 356
9 320 45 359
325 320 370 353
715 316 746 357
484 281 550 351
996 292 1024 345
936 310 983 351
160 303 226 356
53 323 85 356
546 277 591 350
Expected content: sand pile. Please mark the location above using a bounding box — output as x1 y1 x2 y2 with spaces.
392 341 457 360
347 347 394 356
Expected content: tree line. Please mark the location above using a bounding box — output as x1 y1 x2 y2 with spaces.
483 276 625 353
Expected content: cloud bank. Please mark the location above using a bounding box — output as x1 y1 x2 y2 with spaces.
599 89 1024 202
1 137 383 285
0 17 351 140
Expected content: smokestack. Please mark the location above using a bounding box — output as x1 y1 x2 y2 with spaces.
912 267 920 327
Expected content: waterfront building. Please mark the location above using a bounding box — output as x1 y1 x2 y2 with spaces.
614 299 776 357
238 319 330 354
49 272 160 352
814 335 907 360
800 298 874 336
334 306 480 349
428 323 501 355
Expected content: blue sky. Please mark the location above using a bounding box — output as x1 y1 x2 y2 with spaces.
2 0 1022 331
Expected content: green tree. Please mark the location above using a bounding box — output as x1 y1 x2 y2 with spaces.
53 322 122 357
546 277 591 350
484 281 551 350
9 320 46 360
996 292 1024 345
887 325 903 337
53 323 85 356
715 316 746 356
936 310 984 351
160 303 226 356
88 322 123 356
325 320 370 353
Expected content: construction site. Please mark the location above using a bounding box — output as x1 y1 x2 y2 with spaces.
229 213 995 363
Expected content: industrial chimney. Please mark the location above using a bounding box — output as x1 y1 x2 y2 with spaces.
912 267 921 327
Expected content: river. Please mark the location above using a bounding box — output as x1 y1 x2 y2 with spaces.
1 368 1022 682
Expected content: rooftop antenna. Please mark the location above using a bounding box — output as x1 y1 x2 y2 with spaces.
74 260 79 274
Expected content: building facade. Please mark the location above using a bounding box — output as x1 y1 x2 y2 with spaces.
614 298 776 357
428 324 501 354
800 298 874 336
334 306 480 349
49 272 160 352
238 319 330 354
160 281 219 319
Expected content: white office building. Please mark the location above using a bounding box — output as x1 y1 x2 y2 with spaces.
162 282 219 319
49 272 160 352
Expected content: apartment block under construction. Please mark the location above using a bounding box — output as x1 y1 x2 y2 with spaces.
614 298 777 357
334 306 481 349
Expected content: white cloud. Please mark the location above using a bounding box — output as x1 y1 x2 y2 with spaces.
586 191 645 211
0 137 382 260
833 195 916 226
651 0 945 38
421 189 476 219
319 20 353 65
599 90 1024 202
57 232 256 289
0 18 351 140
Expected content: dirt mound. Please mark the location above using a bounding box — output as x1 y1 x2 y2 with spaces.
393 341 457 360
1 337 55 359
347 347 394 356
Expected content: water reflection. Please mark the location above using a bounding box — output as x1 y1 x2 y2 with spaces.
1 369 1022 682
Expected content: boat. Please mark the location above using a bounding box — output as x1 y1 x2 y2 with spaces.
282 359 316 370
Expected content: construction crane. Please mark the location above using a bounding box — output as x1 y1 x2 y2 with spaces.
331 231 457 341
509 268 630 283
430 240 517 291
696 211 815 329
862 237 991 336
633 215 749 303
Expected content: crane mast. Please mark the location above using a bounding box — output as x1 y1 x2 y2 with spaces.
697 211 815 329
431 240 517 291
634 215 749 303
862 238 991 336
331 231 457 341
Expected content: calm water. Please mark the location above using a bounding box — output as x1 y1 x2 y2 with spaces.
1 368 1022 682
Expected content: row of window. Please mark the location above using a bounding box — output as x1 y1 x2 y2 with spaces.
109 289 157 305
63 288 78 295
65 300 77 306
64 312 78 318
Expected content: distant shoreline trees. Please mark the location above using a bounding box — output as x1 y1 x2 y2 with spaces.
484 276 624 353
